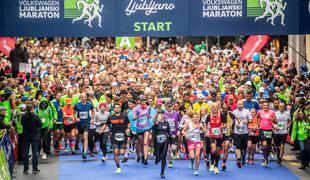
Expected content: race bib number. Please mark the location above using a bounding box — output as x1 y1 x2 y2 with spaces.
168 119 176 132
115 133 125 141
79 111 89 119
156 134 167 143
41 118 46 123
67 117 73 124
263 131 272 138
211 127 221 135
138 117 149 128
189 132 200 142
236 125 245 133
277 122 286 129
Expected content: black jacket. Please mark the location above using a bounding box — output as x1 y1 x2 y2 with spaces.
21 112 42 137
8 45 28 71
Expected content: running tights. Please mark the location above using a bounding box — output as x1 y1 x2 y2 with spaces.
155 141 169 174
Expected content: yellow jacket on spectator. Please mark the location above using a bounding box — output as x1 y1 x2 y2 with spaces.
192 102 211 113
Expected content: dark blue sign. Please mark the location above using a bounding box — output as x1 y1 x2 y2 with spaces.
190 0 299 36
116 0 189 36
299 0 310 33
0 0 309 36
3 0 116 37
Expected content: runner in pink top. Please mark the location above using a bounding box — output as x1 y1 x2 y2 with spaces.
257 101 277 167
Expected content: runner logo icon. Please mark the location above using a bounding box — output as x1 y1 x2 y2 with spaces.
65 0 103 28
247 0 287 26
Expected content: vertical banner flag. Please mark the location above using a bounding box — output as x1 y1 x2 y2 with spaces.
0 37 15 56
241 35 271 62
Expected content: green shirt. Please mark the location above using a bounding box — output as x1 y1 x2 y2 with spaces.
291 119 310 141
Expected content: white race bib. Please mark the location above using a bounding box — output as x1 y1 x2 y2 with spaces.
156 134 167 143
115 133 125 141
168 119 176 132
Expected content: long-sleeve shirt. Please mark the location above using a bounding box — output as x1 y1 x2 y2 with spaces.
21 112 42 137
291 119 310 141
93 111 110 132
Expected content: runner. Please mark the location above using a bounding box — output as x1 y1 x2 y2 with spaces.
182 113 204 175
199 108 208 166
126 99 139 162
94 103 110 162
206 103 227 174
232 100 253 168
273 102 291 166
164 102 181 168
52 92 64 153
101 103 130 174
63 98 78 154
179 108 193 160
134 96 154 165
74 92 95 160
257 100 277 167
153 111 170 178
247 108 260 164
221 103 235 170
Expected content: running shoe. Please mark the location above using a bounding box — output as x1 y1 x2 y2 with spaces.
221 164 226 171
64 143 69 152
261 159 268 167
82 153 87 160
144 160 148 165
242 156 246 165
136 156 141 163
160 173 165 178
194 171 199 176
250 159 254 164
121 158 128 163
59 143 64 151
189 162 193 169
214 167 219 174
116 168 122 174
237 161 242 168
101 157 107 163
71 150 76 155
277 160 282 166
270 153 275 160
246 159 251 164
42 153 47 160
168 162 173 168
32 169 40 174
210 164 215 172
206 161 210 169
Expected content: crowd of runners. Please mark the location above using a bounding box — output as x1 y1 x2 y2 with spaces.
0 37 309 178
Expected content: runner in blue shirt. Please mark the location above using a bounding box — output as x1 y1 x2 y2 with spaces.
243 90 260 111
74 92 94 160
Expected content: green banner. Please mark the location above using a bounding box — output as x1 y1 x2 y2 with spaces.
0 148 10 180
116 37 135 49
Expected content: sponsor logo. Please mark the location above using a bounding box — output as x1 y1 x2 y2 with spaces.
18 0 60 18
125 0 175 16
202 0 243 18
248 0 287 26
65 0 104 28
